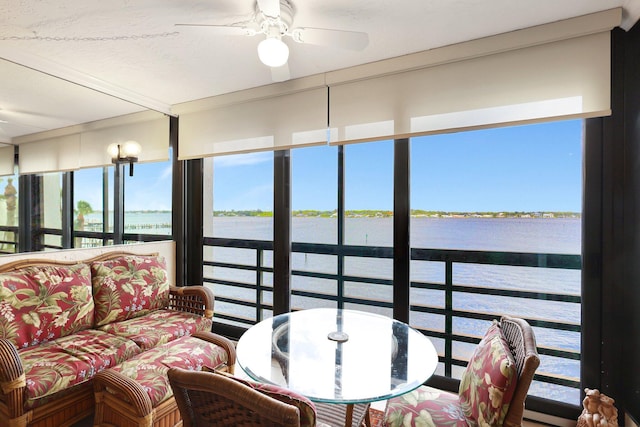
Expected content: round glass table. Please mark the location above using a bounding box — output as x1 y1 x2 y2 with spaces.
236 308 438 426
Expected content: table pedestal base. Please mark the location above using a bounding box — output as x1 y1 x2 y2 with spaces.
314 402 371 427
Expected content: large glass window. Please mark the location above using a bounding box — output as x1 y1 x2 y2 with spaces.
344 140 394 246
409 120 583 404
344 140 394 315
124 159 172 236
204 152 274 326
206 152 274 240
41 172 64 249
202 120 583 410
291 145 338 310
73 167 109 248
291 145 337 244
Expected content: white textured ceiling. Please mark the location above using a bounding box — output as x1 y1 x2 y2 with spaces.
0 0 639 143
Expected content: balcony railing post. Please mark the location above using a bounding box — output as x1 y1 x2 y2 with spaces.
256 248 264 321
337 145 345 310
273 150 291 315
393 138 410 323
445 260 453 377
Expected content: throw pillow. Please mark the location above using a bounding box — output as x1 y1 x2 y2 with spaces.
0 263 94 348
91 255 170 326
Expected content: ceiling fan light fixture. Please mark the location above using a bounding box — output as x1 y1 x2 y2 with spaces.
257 37 289 67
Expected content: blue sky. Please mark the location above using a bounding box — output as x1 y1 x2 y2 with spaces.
74 160 173 212
74 119 583 213
213 119 583 212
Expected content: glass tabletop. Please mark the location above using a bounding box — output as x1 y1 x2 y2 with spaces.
236 308 438 404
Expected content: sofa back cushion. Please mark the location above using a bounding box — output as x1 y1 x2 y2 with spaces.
0 263 94 348
91 255 170 327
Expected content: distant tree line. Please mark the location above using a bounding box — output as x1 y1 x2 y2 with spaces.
213 210 272 217
212 209 580 218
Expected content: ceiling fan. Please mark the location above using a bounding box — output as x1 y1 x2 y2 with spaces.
176 0 369 82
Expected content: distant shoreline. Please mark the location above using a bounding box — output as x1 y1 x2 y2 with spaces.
210 210 581 219
85 210 581 219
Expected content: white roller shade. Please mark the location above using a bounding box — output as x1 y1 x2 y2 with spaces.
0 146 15 176
19 134 81 174
328 9 619 144
15 111 169 174
175 76 328 160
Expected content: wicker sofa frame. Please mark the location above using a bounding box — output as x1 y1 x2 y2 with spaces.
0 251 215 427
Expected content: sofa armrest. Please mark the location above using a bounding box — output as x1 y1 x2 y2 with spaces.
94 369 153 419
0 338 28 421
192 331 237 375
168 285 215 319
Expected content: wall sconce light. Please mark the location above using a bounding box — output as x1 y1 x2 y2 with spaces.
108 140 141 177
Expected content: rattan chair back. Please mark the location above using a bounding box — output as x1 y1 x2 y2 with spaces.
500 315 541 427
168 368 302 427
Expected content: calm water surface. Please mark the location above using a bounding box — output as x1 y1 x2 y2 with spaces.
207 216 582 404
95 214 581 404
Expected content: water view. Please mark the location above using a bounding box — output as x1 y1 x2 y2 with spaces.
85 212 582 404
206 215 581 404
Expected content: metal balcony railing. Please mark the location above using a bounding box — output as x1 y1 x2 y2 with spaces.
0 225 18 254
203 236 582 406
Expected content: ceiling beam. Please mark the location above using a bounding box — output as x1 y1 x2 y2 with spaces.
0 48 173 116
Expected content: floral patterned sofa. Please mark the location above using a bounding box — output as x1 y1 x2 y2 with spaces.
0 251 231 427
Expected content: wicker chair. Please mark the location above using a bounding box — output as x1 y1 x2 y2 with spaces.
168 367 320 427
383 315 540 427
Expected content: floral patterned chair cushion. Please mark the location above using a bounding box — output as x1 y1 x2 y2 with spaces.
458 323 517 426
98 308 213 350
384 322 518 427
18 329 141 409
0 263 94 349
384 386 468 427
213 370 317 427
107 334 230 407
91 255 170 327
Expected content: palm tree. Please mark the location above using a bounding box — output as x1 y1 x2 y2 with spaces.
75 200 93 231
74 200 93 248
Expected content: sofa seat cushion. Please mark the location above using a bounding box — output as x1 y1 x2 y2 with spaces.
106 334 230 407
91 255 170 327
384 386 468 427
0 263 94 349
19 329 141 409
98 308 213 351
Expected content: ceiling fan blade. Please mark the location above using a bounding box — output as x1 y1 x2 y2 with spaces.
257 0 281 18
175 24 257 37
293 27 369 51
270 63 290 82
